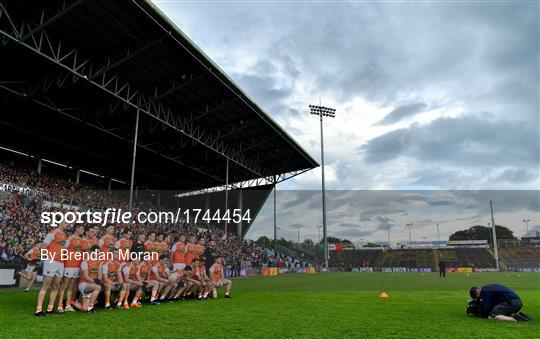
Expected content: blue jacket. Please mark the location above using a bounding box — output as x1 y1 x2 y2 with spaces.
480 284 520 317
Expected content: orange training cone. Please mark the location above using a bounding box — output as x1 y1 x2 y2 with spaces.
380 292 389 300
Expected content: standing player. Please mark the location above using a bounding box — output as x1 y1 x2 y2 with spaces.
83 226 100 251
58 224 85 313
170 235 187 270
210 257 232 298
116 229 133 253
35 222 67 316
184 236 197 266
19 242 41 292
78 245 102 313
145 232 159 266
99 224 117 254
18 242 40 291
195 238 206 262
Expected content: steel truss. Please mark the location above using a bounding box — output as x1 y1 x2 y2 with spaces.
175 168 313 197
0 82 224 187
0 2 273 179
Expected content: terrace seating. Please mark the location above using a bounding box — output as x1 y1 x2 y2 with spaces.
499 247 540 269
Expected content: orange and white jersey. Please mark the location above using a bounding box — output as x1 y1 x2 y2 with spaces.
122 262 138 281
197 265 207 279
43 228 67 263
170 269 185 282
137 262 152 281
116 238 132 252
144 241 159 265
149 261 169 281
99 234 117 253
209 263 223 283
171 242 186 264
27 246 40 262
195 244 205 259
185 243 196 264
79 259 101 283
155 241 168 255
82 236 99 252
64 235 85 269
101 260 122 282
144 240 157 252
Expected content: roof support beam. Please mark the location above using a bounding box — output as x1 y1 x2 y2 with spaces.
20 0 89 41
175 168 313 197
148 72 208 105
0 83 223 186
91 36 167 80
241 134 279 152
190 97 238 123
217 119 257 141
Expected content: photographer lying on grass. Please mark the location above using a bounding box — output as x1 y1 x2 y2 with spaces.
468 284 523 321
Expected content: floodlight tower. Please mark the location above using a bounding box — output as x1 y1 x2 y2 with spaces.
406 223 413 245
522 219 530 237
309 104 336 269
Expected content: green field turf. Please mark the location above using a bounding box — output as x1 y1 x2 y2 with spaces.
1 272 539 338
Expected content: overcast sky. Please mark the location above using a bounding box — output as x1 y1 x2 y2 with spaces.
153 1 540 242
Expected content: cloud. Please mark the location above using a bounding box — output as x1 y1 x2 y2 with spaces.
359 115 539 167
153 1 540 240
375 103 428 125
496 169 540 184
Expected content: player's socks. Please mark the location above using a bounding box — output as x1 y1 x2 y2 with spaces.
46 305 53 312
118 291 126 305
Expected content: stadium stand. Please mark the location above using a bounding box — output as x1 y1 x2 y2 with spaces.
438 248 496 268
499 247 540 269
378 249 434 268
329 249 383 269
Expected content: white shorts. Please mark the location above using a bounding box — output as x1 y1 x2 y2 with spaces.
24 264 36 272
78 282 95 298
214 279 231 287
173 263 186 270
63 267 80 278
43 260 64 278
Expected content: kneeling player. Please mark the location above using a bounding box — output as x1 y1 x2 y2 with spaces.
78 245 102 313
210 257 232 298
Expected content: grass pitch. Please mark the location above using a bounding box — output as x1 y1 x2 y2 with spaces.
1 272 539 338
